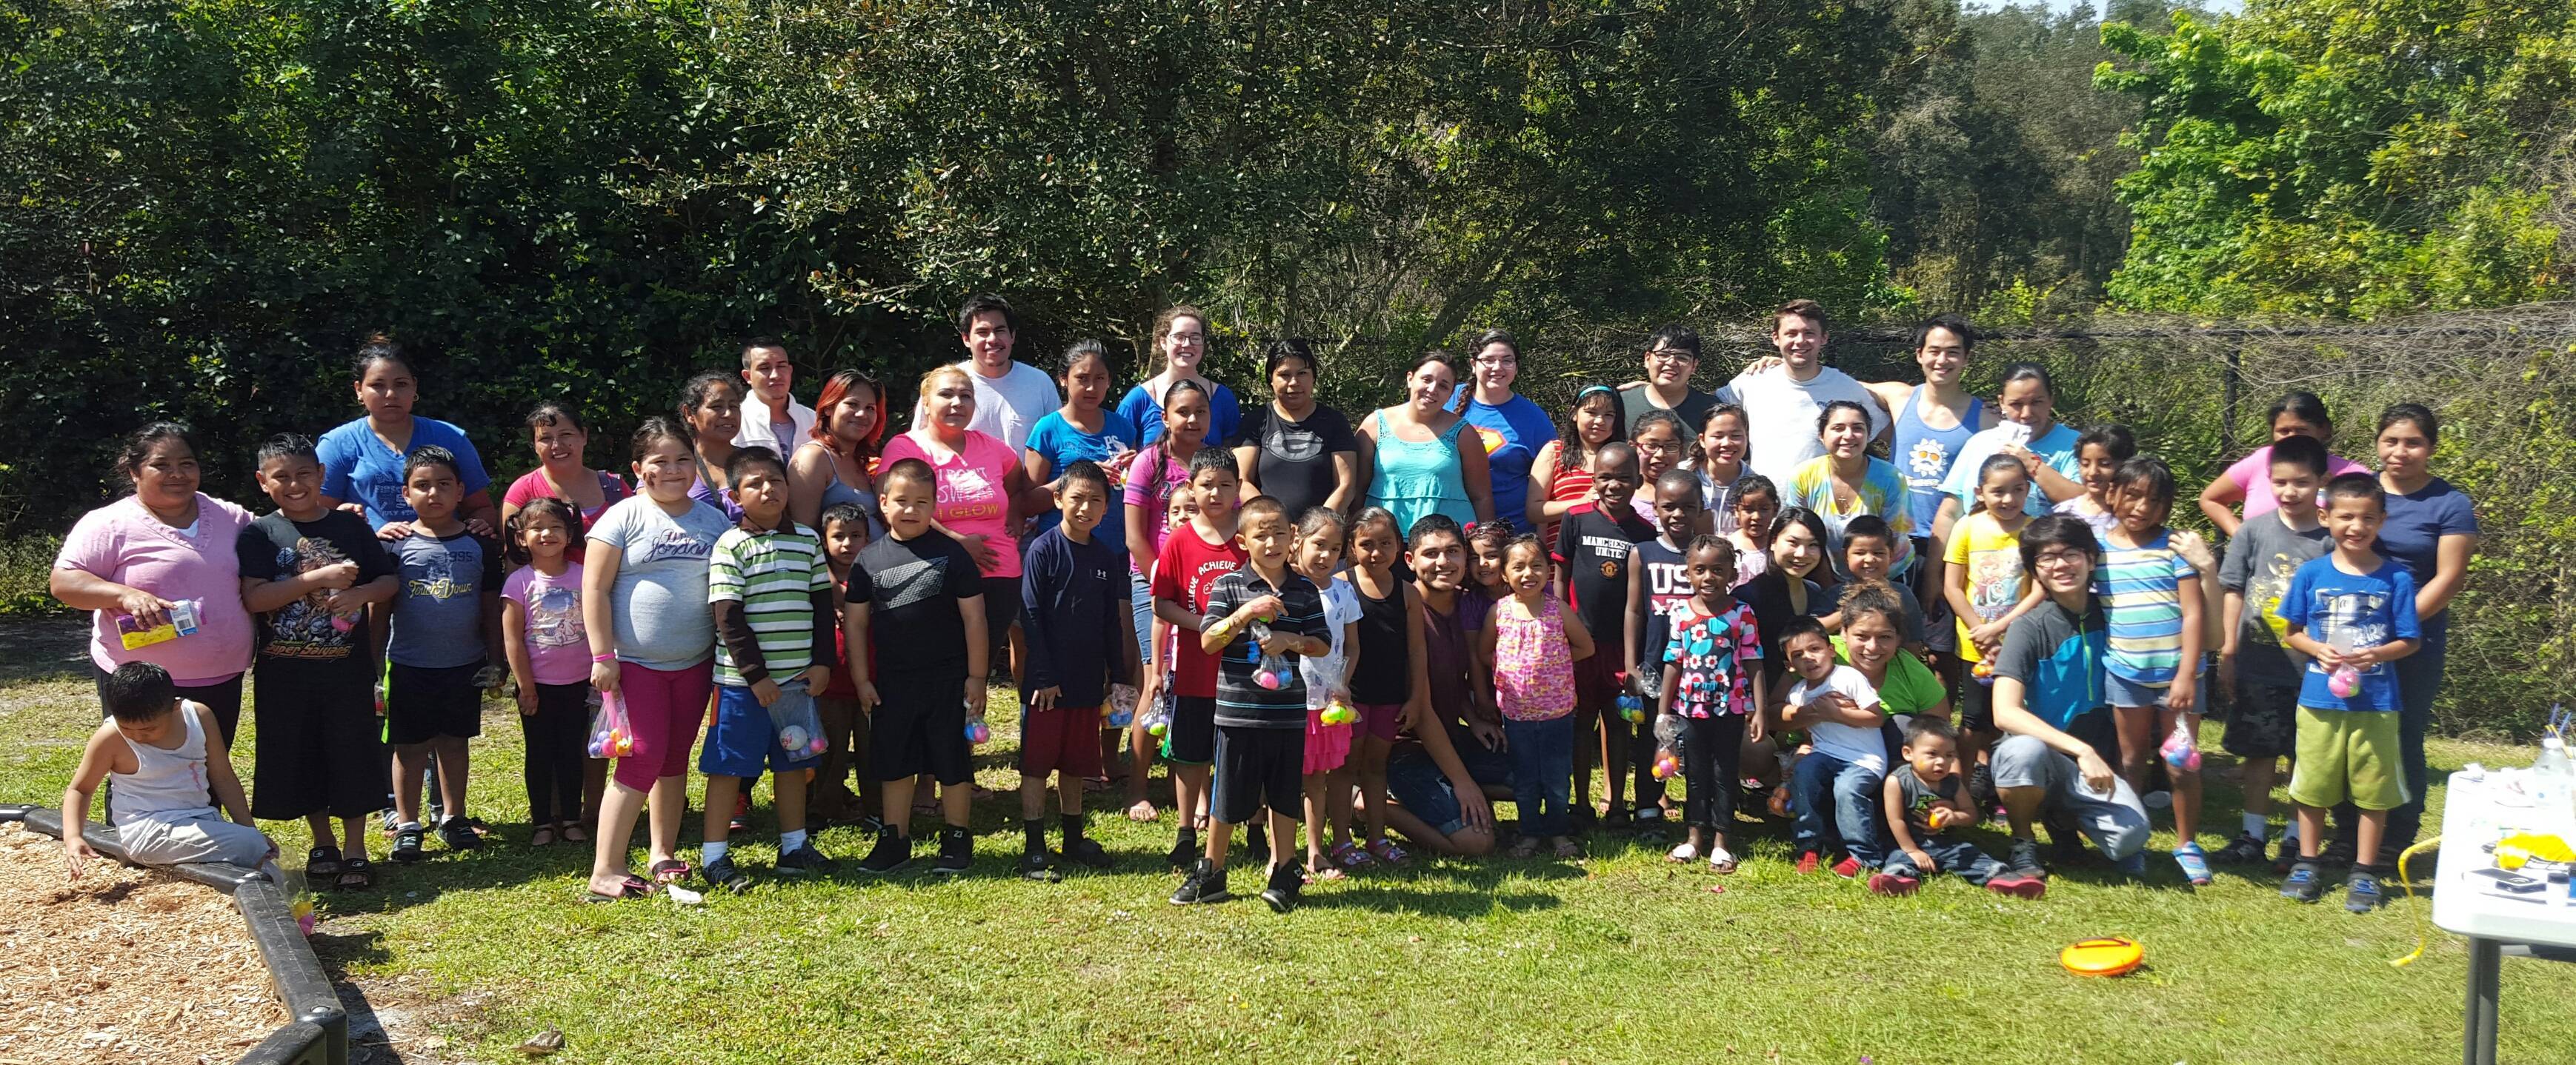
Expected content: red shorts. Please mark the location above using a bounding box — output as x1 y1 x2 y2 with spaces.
1019 704 1105 778
1574 654 1625 709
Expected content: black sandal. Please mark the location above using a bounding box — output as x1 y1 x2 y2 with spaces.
306 846 345 880
335 858 373 890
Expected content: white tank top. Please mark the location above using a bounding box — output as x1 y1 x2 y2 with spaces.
109 704 212 826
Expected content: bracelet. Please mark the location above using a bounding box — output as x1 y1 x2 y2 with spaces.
591 652 616 663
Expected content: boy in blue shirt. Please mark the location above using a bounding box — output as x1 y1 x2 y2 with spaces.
1017 461 1139 881
382 447 505 862
2277 473 2421 912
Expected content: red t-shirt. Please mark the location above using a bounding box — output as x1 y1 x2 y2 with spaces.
1150 521 1245 698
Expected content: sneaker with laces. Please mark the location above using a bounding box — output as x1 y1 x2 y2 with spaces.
2214 833 2269 865
391 824 426 863
2344 869 2385 913
1259 863 1302 913
2280 861 2323 902
1831 855 1865 879
2006 838 2048 881
704 854 753 894
439 817 482 852
1985 874 2046 899
776 844 836 875
856 830 913 875
2272 835 2303 875
931 827 974 875
1867 872 1919 896
1171 859 1231 905
1795 851 1821 875
1061 837 1115 870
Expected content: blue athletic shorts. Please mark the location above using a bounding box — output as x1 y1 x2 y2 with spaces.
700 682 822 778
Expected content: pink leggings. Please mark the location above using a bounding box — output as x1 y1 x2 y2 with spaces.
613 660 713 792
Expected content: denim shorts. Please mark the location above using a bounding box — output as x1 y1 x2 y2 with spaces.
1383 726 1511 835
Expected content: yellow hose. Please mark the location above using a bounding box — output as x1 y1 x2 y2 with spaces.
2391 835 2445 968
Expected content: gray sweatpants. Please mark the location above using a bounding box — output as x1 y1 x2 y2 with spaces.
115 810 271 867
1991 735 2150 862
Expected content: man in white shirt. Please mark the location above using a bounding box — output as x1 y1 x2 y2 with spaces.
735 336 817 455
1716 298 1888 484
911 293 1060 452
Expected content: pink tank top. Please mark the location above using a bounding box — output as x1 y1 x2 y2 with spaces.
1493 595 1577 722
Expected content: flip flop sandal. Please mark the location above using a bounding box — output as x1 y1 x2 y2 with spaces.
306 846 345 880
335 858 374 890
1708 848 1740 875
530 825 557 847
583 875 655 903
1125 800 1159 823
648 859 692 884
561 824 590 844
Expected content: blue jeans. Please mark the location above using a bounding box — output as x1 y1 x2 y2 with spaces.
1502 716 1574 838
1881 837 2007 885
1130 573 1156 675
1790 752 1888 867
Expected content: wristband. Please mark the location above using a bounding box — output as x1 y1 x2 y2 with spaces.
592 652 617 663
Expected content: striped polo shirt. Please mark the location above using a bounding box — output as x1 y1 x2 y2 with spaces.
708 520 834 687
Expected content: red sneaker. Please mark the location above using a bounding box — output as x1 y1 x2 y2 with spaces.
1796 851 1820 875
1867 872 1920 896
1986 875 2047 900
1831 855 1864 878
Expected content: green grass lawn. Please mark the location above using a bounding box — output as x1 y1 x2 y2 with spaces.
5 630 2573 1064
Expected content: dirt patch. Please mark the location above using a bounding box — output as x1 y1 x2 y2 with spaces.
0 614 98 687
0 821 283 1064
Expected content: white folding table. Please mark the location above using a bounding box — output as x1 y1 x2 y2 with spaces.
2429 770 2576 1065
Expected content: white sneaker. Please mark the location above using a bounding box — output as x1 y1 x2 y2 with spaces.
1667 841 1700 862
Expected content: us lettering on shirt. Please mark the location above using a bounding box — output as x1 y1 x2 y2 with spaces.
1644 560 1689 600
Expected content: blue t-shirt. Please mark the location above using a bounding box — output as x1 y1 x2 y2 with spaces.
1938 421 2083 518
387 530 502 669
2277 555 2421 712
1019 526 1133 707
1117 380 1243 449
1992 598 2109 731
318 416 493 529
2374 475 2477 644
1449 387 1557 535
1022 409 1142 550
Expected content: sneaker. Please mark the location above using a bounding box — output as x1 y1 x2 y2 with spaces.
2345 869 2385 913
2280 861 2323 903
704 854 753 894
1170 859 1231 905
1867 872 1919 896
391 825 426 864
1634 805 1666 824
1985 874 2046 899
1019 847 1062 883
2214 833 2269 865
1795 850 1821 875
1244 826 1271 872
2114 851 2148 878
776 844 836 876
730 792 751 835
1259 863 1302 913
2006 838 2048 881
931 827 973 875
2315 837 2357 869
1831 856 1865 879
1166 836 1199 871
439 818 482 852
856 830 913 875
1061 837 1115 871
2172 841 2213 886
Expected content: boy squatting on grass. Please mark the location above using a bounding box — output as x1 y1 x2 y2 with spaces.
63 662 279 876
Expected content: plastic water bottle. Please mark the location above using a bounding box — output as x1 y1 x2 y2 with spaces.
2532 738 2576 835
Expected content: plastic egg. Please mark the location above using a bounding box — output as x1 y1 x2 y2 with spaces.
965 719 991 745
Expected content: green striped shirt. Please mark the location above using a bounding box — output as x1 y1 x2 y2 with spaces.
708 521 833 687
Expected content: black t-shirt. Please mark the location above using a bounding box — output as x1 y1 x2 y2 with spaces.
234 510 398 675
1234 402 1357 521
1631 536 1689 673
1735 567 1823 687
847 530 984 677
1348 580 1411 705
1617 384 1716 437
1552 504 1654 648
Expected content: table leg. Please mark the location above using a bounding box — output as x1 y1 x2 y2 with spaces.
2464 936 2500 1065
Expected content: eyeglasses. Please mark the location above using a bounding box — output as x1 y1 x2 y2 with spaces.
2032 549 2089 567
1474 355 1517 367
1646 348 1697 364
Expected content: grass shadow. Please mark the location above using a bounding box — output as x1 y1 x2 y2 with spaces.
0 615 96 687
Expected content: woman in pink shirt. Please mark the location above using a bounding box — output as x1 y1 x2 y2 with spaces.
881 366 1050 678
51 423 256 741
498 402 630 555
2196 391 2369 535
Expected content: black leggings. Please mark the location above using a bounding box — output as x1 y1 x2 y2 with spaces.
521 682 591 824
1680 715 1747 831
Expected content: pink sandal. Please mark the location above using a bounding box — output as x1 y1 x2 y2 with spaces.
1365 838 1411 866
1330 841 1378 870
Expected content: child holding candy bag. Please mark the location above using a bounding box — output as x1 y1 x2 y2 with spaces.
1656 535 1764 872
1291 507 1362 880
1484 535 1595 859
1017 460 1139 881
499 497 591 849
699 447 841 892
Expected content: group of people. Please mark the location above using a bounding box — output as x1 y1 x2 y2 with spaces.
50 296 2479 916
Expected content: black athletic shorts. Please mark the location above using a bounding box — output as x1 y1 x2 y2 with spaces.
1211 725 1305 824
384 660 486 746
869 672 973 786
1166 695 1217 765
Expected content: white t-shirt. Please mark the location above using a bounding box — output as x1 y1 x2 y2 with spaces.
733 395 817 458
1785 663 1886 773
1300 577 1365 710
1715 365 1887 486
913 360 1061 452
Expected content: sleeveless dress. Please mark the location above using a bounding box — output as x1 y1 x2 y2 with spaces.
1892 386 1983 535
1493 596 1577 722
1368 411 1477 536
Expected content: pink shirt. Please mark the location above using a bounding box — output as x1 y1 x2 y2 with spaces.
882 429 1021 578
54 494 255 683
502 468 630 563
2224 445 2369 519
502 563 591 686
1122 445 1198 575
